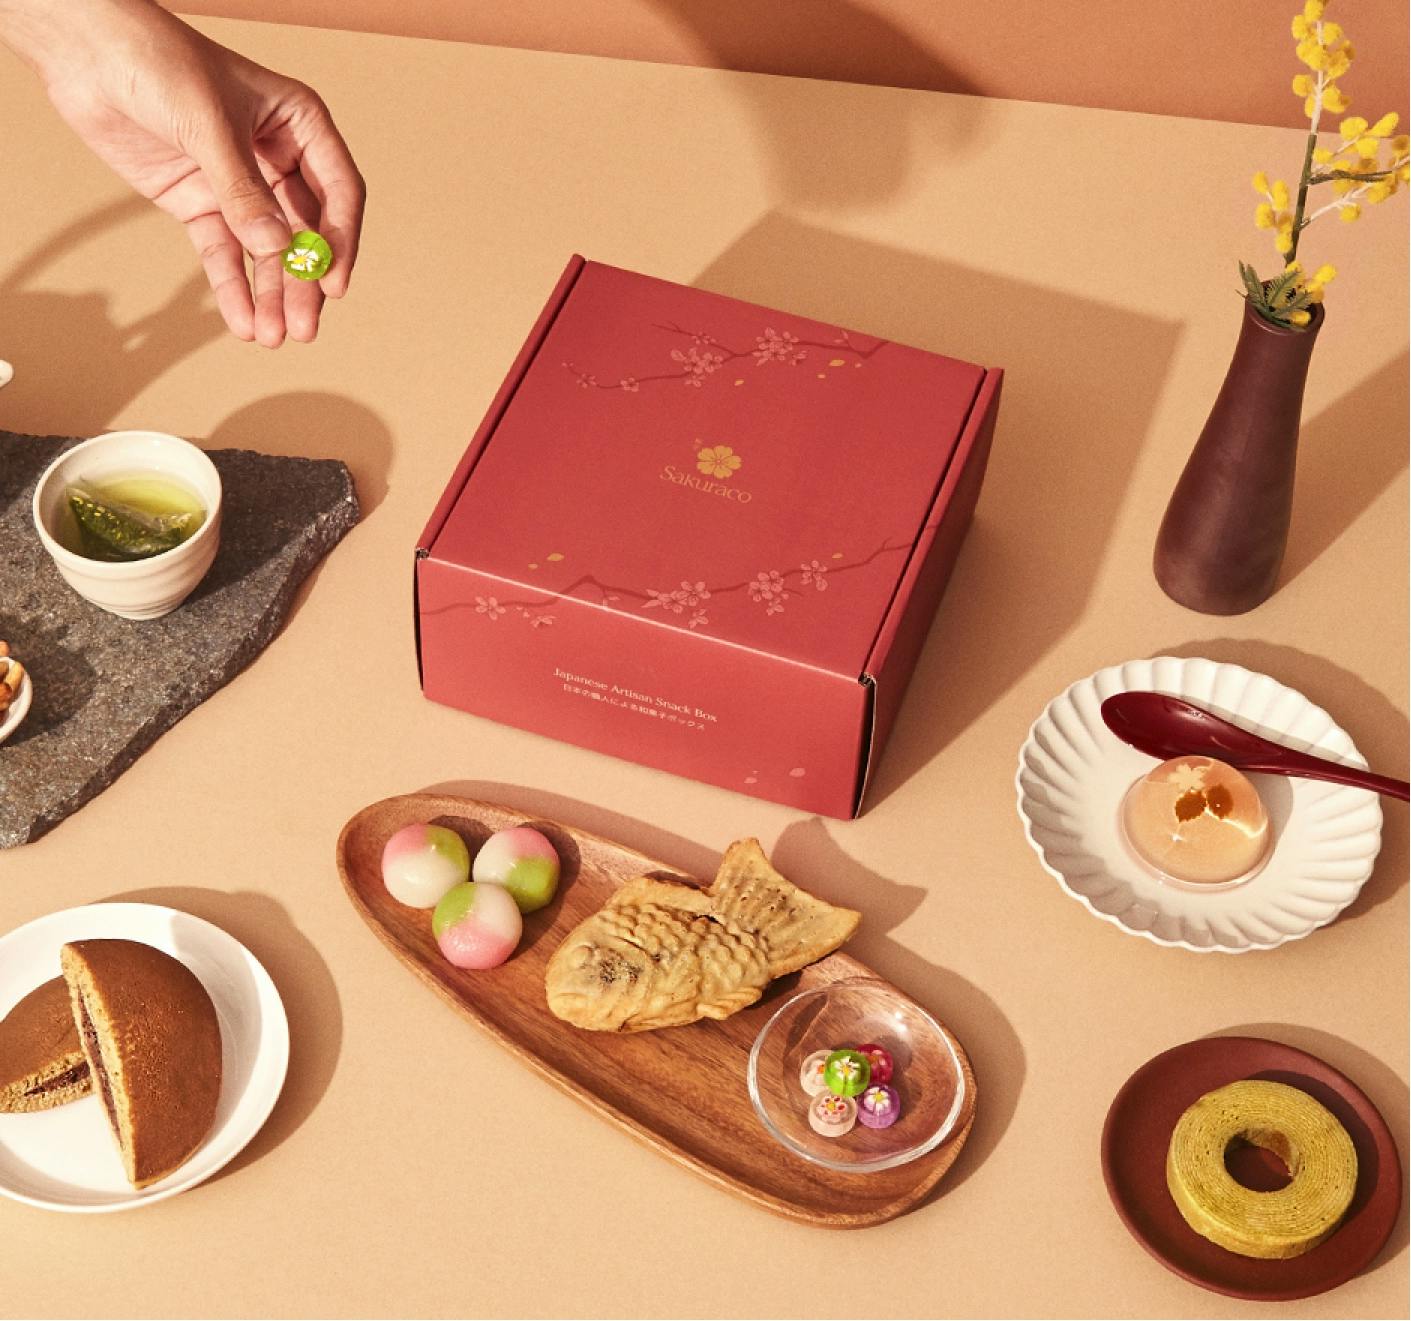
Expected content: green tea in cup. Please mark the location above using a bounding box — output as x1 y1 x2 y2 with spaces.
62 473 207 561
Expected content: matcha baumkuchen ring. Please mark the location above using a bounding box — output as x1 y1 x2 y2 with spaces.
1166 1080 1358 1259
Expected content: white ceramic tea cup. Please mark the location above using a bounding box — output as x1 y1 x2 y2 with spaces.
32 431 223 620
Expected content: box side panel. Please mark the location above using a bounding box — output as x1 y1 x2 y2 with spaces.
858 368 1004 801
416 253 587 554
417 557 867 818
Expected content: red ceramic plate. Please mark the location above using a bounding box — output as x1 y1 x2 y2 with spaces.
1102 1036 1403 1301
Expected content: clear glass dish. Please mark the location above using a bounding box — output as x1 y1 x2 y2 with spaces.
747 977 967 1173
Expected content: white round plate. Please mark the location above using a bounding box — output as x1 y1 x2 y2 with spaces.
1015 657 1383 952
0 903 289 1211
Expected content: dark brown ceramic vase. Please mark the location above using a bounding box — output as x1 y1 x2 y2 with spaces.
1154 299 1323 614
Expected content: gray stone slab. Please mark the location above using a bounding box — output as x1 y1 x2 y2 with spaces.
0 431 359 848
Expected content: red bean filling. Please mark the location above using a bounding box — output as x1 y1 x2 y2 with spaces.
23 1061 89 1096
77 995 120 1134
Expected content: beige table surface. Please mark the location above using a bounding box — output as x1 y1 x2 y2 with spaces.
1 18 1407 1320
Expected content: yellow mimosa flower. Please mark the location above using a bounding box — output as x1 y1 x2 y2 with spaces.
1339 115 1368 139
1323 85 1351 113
1390 135 1410 155
1332 178 1356 195
1272 180 1291 209
1354 136 1380 159
1292 13 1311 38
1252 170 1271 195
1312 146 1334 163
1275 230 1295 253
1326 50 1351 79
1369 112 1400 137
1292 74 1315 97
1338 204 1361 221
1299 43 1327 71
1319 21 1342 44
1312 264 1336 285
1400 164 1411 183
1254 202 1276 227
1288 309 1312 326
1366 182 1394 203
1304 94 1319 118
1302 0 1324 21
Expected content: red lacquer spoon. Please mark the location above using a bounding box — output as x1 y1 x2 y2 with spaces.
1101 692 1410 802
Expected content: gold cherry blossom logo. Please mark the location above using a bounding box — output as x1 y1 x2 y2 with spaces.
696 443 742 480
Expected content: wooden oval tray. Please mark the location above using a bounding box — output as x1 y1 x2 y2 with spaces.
337 793 976 1227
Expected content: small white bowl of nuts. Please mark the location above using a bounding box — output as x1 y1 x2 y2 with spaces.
0 641 31 745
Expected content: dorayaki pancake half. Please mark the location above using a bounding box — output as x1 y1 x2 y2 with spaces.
60 940 222 1190
0 977 91 1113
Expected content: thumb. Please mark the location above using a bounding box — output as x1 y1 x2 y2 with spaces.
194 126 290 258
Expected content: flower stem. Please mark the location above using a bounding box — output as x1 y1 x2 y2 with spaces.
1288 27 1326 261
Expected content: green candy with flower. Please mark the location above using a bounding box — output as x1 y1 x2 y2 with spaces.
1241 0 1407 329
823 1048 871 1098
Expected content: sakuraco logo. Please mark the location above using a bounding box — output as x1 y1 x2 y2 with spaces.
661 442 753 503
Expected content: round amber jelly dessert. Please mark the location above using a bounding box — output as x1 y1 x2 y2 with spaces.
1120 755 1271 887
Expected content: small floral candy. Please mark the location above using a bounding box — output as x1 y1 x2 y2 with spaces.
856 1042 895 1084
808 1092 857 1138
858 1084 901 1130
282 230 332 281
799 1049 832 1096
824 1048 871 1098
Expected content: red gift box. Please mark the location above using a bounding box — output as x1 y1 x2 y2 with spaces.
416 256 1003 817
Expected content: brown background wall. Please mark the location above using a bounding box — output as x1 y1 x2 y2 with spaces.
173 0 1409 128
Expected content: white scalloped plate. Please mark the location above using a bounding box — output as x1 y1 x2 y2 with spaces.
1015 657 1383 952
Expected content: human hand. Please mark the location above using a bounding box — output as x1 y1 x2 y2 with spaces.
0 0 364 346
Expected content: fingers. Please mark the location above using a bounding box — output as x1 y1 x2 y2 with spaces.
250 250 287 349
186 157 326 346
191 118 292 261
295 109 365 299
185 212 255 340
274 172 325 343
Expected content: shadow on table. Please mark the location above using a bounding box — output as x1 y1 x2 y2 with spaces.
418 783 1023 1205
186 391 390 633
647 0 989 209
203 392 394 520
0 196 225 436
1208 1022 1409 1274
1280 350 1409 592
693 214 1184 809
101 884 342 1180
1153 639 1408 926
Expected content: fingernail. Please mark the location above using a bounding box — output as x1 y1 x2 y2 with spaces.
250 216 291 256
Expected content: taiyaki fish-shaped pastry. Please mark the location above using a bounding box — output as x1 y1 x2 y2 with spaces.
545 839 860 1033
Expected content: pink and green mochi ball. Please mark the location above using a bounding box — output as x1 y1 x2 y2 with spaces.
472 826 561 914
381 822 470 908
432 882 522 969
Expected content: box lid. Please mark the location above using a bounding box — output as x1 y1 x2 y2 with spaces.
428 259 985 679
